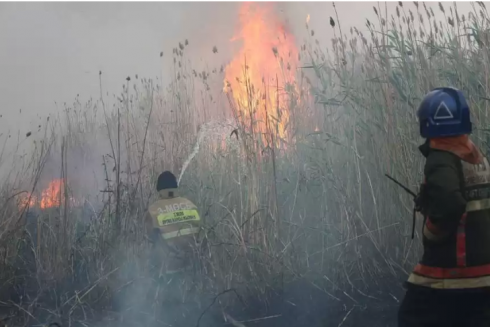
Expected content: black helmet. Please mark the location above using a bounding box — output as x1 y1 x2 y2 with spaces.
156 171 178 191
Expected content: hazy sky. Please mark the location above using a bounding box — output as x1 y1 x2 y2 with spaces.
0 2 476 139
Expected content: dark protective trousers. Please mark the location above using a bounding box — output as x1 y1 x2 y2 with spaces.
398 284 490 327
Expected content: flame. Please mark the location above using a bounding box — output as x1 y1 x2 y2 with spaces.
224 3 299 148
17 179 79 210
40 179 64 208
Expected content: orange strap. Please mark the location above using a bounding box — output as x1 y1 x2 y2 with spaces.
413 262 490 279
456 213 468 267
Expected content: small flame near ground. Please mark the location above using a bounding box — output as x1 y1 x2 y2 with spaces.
18 179 78 210
223 3 300 148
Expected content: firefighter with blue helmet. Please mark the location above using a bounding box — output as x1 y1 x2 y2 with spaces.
398 87 490 326
417 87 472 138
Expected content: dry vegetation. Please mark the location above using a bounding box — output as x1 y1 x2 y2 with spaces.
1 2 490 327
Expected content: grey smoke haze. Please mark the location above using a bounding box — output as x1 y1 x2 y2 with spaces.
0 2 475 139
0 2 479 325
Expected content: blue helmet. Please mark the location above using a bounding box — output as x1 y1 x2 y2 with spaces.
416 87 472 138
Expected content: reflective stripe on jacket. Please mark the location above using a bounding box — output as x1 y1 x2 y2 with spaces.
408 142 490 289
147 189 201 242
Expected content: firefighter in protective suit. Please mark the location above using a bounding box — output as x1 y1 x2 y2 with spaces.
146 171 202 275
398 87 490 326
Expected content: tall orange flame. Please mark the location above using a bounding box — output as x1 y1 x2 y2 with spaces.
224 3 299 148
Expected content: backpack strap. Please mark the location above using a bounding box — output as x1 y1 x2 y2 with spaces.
414 178 427 240
455 156 466 200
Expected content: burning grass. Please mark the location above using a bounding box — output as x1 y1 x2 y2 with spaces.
0 2 490 327
224 2 301 148
18 179 80 209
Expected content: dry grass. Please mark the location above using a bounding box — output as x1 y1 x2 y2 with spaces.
0 2 489 326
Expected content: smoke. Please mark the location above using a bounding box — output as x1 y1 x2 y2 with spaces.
0 2 238 138
0 2 481 326
0 2 473 138
178 119 236 185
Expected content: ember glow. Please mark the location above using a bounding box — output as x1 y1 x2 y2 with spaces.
18 179 78 209
224 3 299 147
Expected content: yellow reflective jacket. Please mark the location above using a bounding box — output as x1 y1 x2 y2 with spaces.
147 189 201 242
146 189 202 274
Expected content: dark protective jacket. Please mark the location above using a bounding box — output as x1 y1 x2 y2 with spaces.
407 142 490 289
